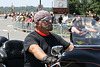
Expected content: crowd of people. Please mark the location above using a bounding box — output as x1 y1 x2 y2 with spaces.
11 11 37 23
4 10 99 27
10 11 70 25
11 11 56 24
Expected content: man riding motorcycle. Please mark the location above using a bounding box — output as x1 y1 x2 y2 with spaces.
24 10 74 67
70 17 98 43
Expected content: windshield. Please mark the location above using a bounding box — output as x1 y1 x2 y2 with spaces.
72 17 100 45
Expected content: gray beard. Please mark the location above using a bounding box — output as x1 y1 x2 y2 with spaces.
42 23 53 31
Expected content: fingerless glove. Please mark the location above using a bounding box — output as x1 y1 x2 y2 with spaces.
43 56 57 64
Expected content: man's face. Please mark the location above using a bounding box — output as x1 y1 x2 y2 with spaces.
94 14 97 17
76 21 82 26
40 17 53 31
79 21 82 25
73 15 76 17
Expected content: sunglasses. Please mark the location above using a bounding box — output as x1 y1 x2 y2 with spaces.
43 18 52 22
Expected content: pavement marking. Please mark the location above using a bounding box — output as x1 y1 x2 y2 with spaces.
7 25 13 27
0 19 4 21
2 29 8 32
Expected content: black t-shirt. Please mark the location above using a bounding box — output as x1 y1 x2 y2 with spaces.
58 17 63 23
93 16 99 21
24 31 70 67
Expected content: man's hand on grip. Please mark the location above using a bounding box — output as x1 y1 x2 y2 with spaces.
43 56 57 64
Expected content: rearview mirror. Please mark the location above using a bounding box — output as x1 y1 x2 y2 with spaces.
51 45 63 56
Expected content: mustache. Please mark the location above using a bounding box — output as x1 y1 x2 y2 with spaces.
47 23 52 26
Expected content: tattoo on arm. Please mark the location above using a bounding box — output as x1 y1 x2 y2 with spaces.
36 48 45 55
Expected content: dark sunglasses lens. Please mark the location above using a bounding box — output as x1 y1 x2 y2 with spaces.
44 18 51 21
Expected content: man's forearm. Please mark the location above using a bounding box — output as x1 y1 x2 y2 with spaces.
64 44 74 52
33 48 47 61
28 44 47 61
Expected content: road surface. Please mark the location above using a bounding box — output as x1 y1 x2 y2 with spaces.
0 17 28 41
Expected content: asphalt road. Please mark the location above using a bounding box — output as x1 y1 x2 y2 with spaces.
0 17 28 41
0 16 70 42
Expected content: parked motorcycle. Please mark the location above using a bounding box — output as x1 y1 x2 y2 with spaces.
0 38 24 67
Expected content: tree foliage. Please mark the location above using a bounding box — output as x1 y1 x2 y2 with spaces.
68 0 100 15
0 6 52 12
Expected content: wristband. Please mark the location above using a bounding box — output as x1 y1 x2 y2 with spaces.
43 56 48 61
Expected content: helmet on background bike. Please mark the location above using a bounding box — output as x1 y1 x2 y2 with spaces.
73 13 76 15
74 16 82 26
76 16 82 21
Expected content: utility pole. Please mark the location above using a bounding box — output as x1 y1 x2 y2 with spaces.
38 0 43 10
26 5 28 11
52 1 53 12
11 3 14 13
40 0 41 5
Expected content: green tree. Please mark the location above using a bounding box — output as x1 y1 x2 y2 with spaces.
89 0 100 15
69 0 100 15
0 6 52 12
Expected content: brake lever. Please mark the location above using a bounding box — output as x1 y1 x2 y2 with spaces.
50 62 60 67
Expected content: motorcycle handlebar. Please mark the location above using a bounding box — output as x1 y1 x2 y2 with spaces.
74 45 100 48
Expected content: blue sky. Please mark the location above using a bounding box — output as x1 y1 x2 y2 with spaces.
0 0 53 7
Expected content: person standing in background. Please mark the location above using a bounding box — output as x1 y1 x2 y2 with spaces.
71 13 77 26
86 11 100 26
51 13 55 23
62 13 68 24
58 14 63 24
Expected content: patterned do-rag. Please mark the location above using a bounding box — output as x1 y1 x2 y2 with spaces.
34 10 51 22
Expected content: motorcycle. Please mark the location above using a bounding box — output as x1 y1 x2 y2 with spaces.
47 44 100 67
0 36 24 67
47 25 100 67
